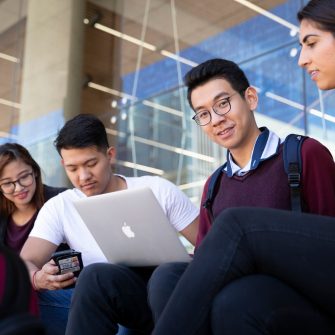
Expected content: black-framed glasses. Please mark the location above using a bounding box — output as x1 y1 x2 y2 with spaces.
0 172 35 194
192 92 239 126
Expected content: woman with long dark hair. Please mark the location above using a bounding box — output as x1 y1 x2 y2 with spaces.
0 143 64 251
150 1 335 334
0 143 68 335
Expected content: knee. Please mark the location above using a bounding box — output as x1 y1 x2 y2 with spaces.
77 262 105 281
211 207 265 237
211 208 243 234
76 263 125 292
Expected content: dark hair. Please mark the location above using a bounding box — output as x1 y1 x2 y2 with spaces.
297 0 335 37
0 143 44 216
54 114 109 155
184 58 250 109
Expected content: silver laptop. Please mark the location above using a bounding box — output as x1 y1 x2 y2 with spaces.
73 187 192 266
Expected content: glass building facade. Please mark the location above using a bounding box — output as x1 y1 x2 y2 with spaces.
0 0 334 205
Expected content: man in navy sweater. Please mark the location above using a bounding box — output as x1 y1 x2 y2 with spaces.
148 58 335 335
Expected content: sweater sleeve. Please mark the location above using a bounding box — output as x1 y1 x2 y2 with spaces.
195 178 213 249
301 138 335 216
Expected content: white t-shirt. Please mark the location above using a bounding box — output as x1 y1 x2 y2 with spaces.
29 175 199 266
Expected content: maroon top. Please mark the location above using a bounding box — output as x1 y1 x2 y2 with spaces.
5 211 38 253
196 138 335 248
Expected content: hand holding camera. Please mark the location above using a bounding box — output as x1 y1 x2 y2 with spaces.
32 249 83 290
51 249 83 289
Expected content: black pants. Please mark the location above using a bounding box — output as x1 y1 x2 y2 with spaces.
149 207 335 335
65 263 154 335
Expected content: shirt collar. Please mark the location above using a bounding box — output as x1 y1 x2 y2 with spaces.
225 127 281 177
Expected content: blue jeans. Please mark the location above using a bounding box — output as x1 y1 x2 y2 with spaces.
38 289 73 335
150 207 335 335
65 263 154 335
38 283 130 335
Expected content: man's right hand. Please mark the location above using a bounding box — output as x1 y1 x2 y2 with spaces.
33 259 76 290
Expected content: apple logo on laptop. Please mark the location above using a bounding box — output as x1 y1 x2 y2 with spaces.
122 222 135 238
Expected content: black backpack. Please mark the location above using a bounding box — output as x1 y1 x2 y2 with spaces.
0 245 45 335
203 134 307 217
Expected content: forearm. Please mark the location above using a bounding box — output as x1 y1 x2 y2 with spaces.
25 258 76 291
21 237 74 290
179 217 199 246
25 261 42 291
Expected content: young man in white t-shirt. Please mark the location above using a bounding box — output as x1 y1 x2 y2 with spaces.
21 114 199 335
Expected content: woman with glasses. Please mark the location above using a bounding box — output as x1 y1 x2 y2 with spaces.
150 0 335 334
0 143 66 252
0 142 68 335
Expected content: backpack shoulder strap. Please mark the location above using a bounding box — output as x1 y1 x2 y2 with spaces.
203 163 226 219
283 134 308 212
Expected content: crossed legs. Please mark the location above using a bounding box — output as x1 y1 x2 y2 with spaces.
149 207 335 335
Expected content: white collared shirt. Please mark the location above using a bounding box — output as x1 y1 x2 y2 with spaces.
225 128 282 177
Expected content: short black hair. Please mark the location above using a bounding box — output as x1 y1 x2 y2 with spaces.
184 58 250 109
297 0 335 37
54 114 109 155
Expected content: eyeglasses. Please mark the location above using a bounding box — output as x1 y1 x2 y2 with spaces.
192 92 239 126
0 172 35 194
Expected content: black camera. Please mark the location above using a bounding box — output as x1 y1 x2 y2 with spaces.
51 249 83 288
